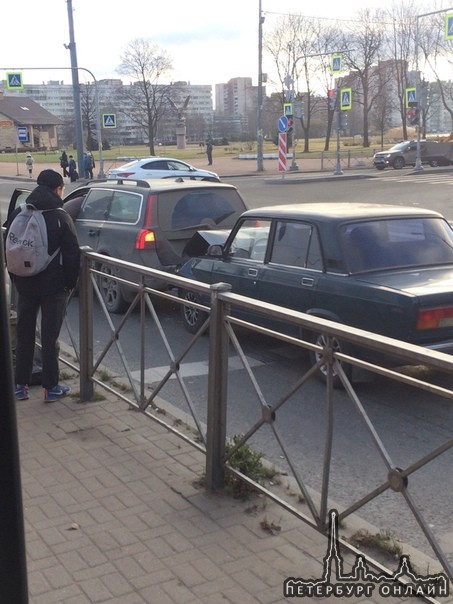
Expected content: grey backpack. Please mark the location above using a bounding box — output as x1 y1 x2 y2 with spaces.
5 204 61 277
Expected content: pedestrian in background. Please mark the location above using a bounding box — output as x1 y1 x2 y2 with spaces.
89 153 96 175
206 140 213 165
59 150 69 177
68 155 78 182
83 152 94 179
5 169 80 402
25 153 33 178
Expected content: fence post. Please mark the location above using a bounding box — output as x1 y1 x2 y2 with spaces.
205 282 231 492
0 236 28 603
79 248 94 401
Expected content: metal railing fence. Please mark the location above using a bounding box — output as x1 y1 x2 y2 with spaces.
72 248 453 588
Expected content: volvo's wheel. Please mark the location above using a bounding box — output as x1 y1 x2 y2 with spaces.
98 263 129 314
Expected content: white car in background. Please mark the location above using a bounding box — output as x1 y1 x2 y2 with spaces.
108 157 220 182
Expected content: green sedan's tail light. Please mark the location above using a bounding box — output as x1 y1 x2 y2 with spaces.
417 307 453 330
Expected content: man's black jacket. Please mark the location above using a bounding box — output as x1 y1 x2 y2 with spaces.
4 185 80 296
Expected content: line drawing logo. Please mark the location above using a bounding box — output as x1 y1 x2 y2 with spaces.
283 509 449 599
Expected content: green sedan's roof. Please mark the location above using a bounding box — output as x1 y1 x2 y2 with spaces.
241 203 443 224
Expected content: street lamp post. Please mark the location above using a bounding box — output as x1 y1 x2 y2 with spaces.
415 7 453 172
257 0 265 172
66 0 84 178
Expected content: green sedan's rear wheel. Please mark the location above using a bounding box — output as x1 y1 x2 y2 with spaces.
309 332 351 389
180 290 209 333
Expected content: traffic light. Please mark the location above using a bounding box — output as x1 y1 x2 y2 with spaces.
328 89 337 111
410 108 420 126
287 118 294 133
406 108 420 125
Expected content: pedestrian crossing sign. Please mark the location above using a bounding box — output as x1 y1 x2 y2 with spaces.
340 88 352 111
445 13 453 40
330 55 342 74
102 113 116 128
405 88 417 109
6 72 23 90
283 103 293 117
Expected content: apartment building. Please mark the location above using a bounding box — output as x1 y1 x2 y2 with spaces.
214 77 260 139
0 78 214 147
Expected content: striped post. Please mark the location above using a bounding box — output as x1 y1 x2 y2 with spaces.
278 132 287 173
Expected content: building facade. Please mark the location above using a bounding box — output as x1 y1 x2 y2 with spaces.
0 79 214 148
0 92 62 151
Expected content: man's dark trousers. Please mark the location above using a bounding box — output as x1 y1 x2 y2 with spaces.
15 291 68 389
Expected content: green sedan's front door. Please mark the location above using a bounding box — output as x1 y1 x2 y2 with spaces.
210 218 272 300
256 220 322 315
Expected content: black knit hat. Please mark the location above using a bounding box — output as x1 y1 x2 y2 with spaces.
37 169 64 189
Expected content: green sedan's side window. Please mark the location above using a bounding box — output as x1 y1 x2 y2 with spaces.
228 219 271 261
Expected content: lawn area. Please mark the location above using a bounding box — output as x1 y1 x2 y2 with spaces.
0 139 377 164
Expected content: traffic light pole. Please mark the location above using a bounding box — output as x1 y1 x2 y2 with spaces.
256 0 265 173
334 115 343 176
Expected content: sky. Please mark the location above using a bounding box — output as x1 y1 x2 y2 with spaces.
0 0 439 91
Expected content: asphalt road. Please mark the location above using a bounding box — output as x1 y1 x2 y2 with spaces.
2 170 453 563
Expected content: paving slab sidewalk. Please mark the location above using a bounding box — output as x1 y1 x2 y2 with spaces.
14 373 440 604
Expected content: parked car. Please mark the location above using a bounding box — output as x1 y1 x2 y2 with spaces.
373 140 452 170
108 157 220 182
8 179 248 313
177 203 453 383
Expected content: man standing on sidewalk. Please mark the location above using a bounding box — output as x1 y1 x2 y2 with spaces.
206 140 213 165
4 169 80 402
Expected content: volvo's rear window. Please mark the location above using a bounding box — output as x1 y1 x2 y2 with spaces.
157 188 247 231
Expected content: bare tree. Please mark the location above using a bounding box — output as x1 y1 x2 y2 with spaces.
80 83 97 151
417 13 453 133
370 67 398 148
117 38 173 155
265 14 323 152
340 9 387 147
386 2 418 141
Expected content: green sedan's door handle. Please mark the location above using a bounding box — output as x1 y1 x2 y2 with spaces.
248 268 258 277
88 229 100 237
301 277 314 287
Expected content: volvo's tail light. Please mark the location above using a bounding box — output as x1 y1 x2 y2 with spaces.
136 229 156 250
136 193 157 250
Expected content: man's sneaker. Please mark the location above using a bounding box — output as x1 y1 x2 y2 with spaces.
15 384 29 400
44 384 71 402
